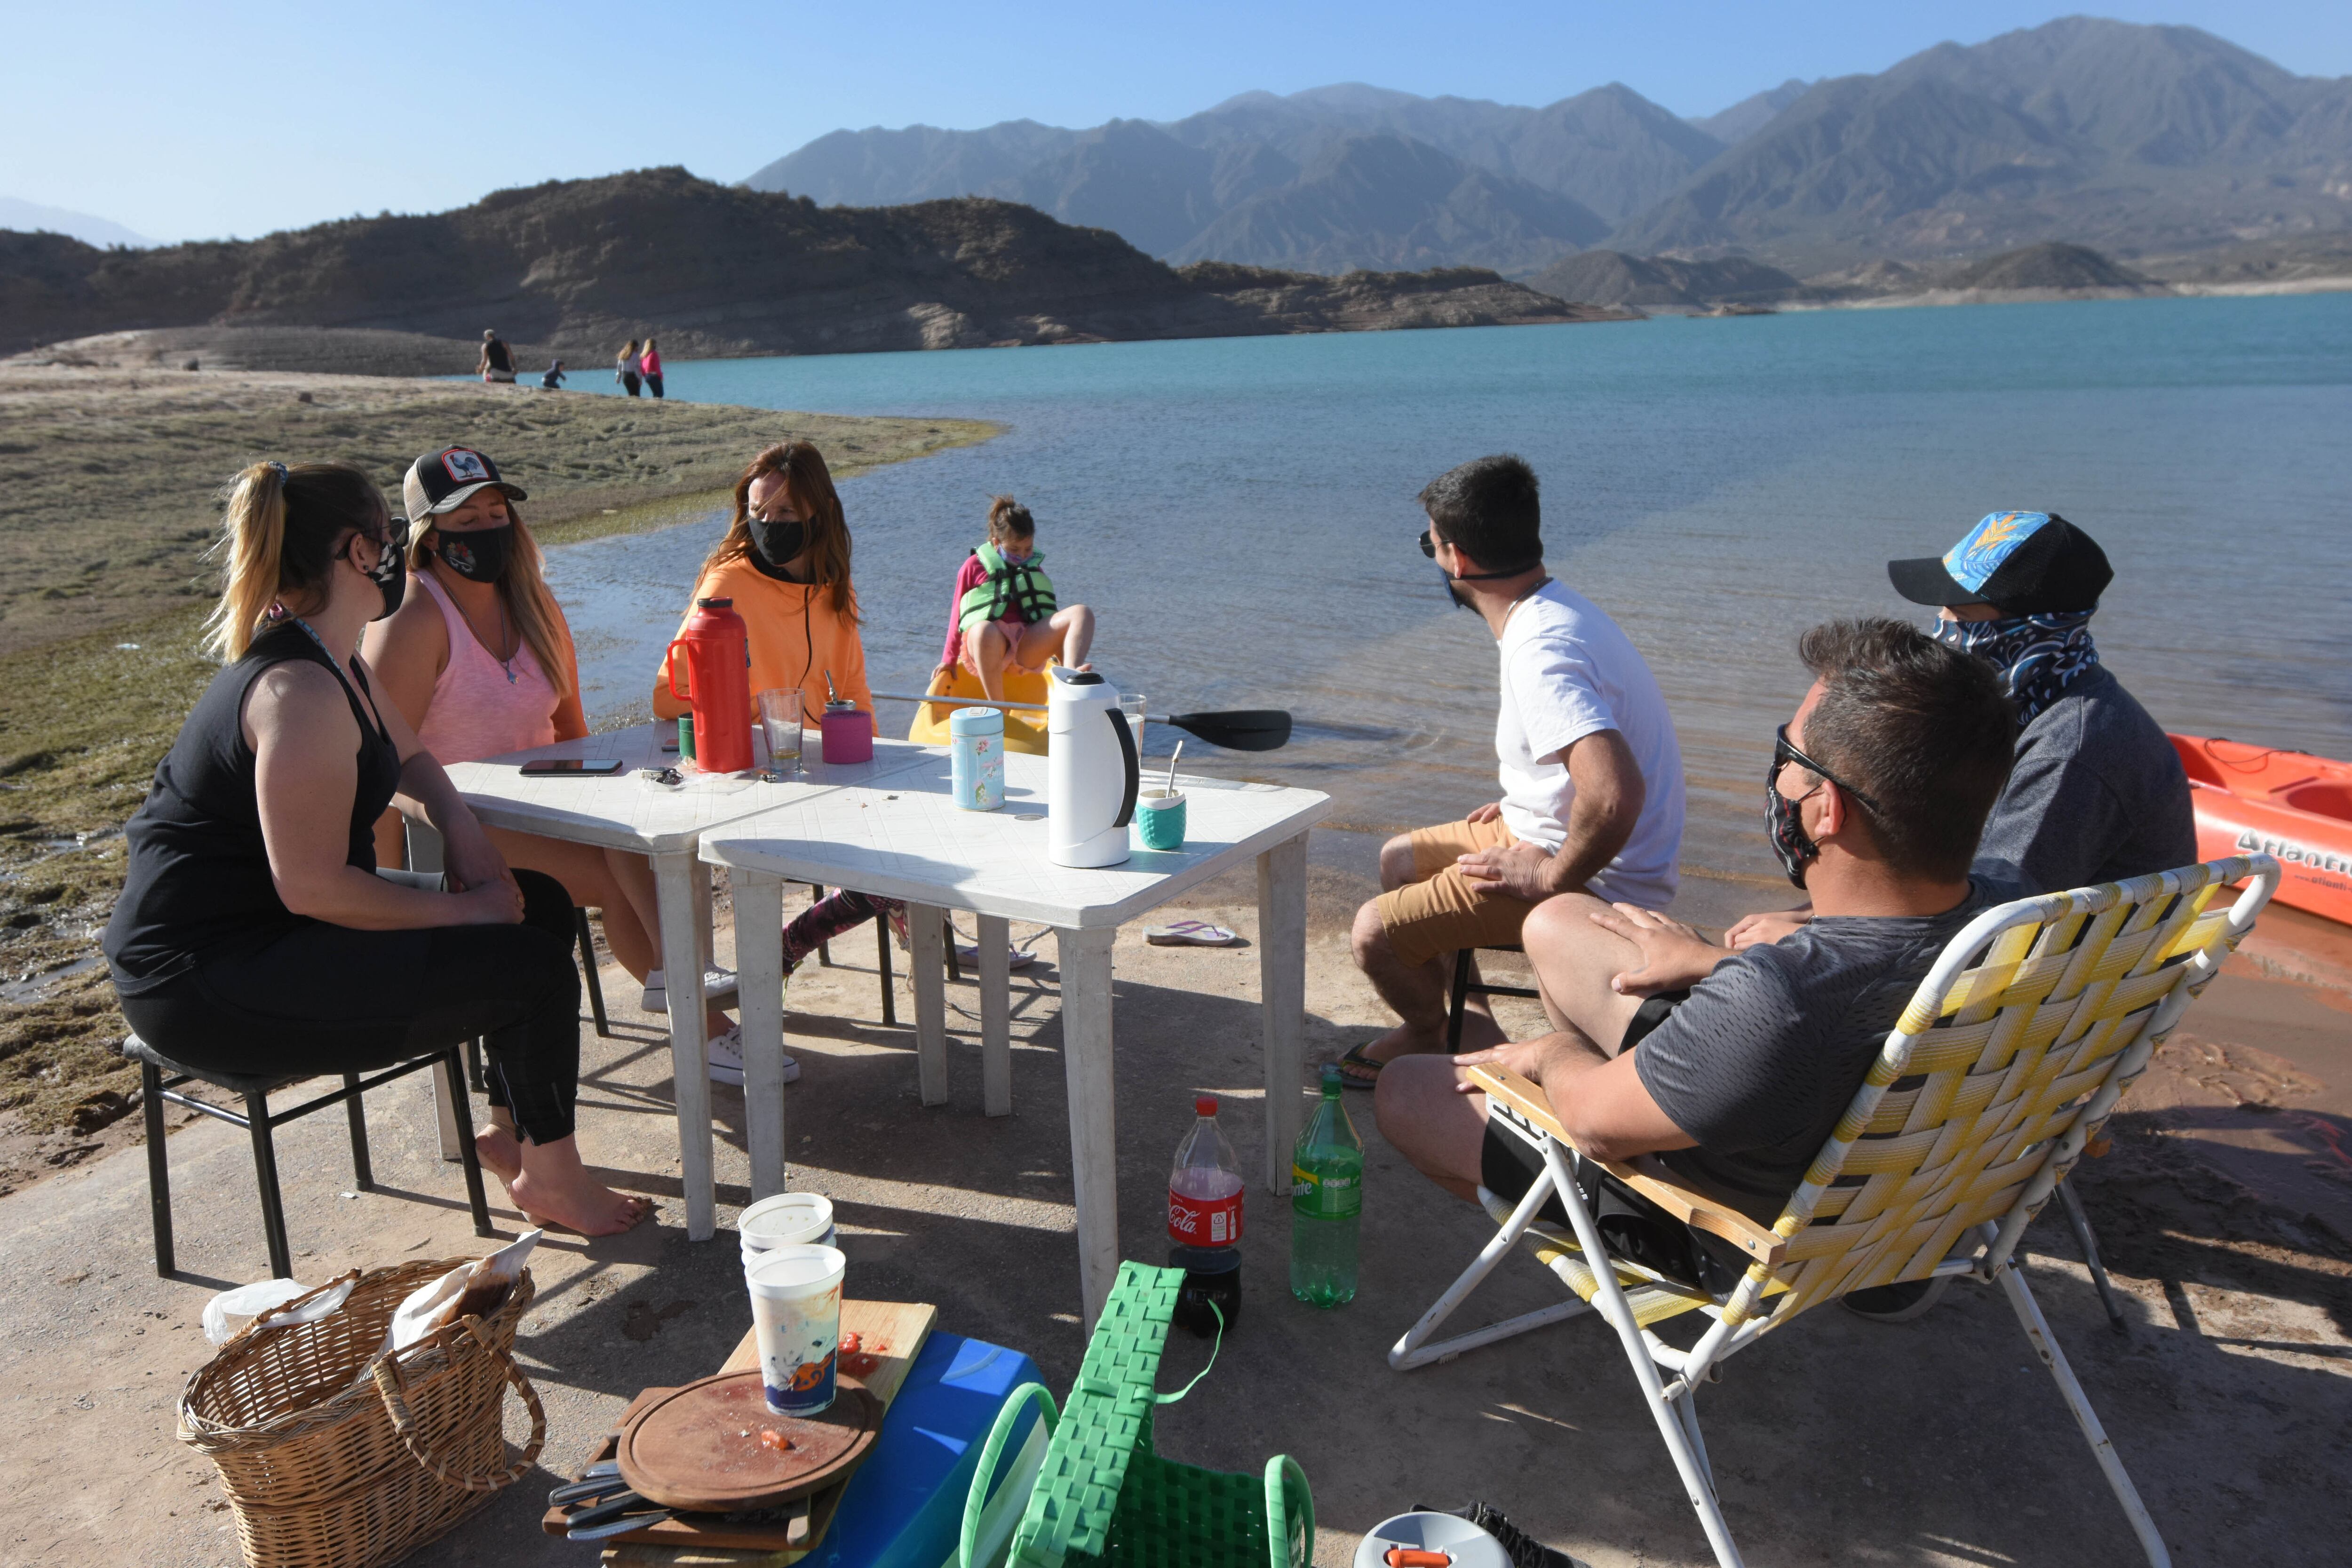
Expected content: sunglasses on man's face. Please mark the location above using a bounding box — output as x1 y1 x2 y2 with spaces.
1770 724 1880 812
1418 528 1443 559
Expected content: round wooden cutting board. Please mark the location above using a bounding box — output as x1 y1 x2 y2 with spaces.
617 1369 881 1512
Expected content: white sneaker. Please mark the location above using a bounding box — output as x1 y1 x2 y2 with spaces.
643 966 741 1012
705 1027 797 1087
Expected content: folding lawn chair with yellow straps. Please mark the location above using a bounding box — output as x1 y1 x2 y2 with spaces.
1388 854 2280 1568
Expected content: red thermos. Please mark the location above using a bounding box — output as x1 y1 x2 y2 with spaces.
664 598 754 773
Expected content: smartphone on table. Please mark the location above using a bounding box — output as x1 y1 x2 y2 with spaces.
518 758 626 777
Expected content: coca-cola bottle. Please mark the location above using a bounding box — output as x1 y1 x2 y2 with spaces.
1167 1095 1243 1337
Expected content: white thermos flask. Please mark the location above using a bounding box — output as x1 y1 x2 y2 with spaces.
1047 666 1140 868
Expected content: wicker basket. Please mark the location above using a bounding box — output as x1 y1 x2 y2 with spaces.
178 1259 546 1568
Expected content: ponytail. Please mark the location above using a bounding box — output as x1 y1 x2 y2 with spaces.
986 494 1033 543
202 461 391 661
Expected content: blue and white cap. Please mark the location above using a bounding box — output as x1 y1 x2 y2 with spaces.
1887 511 2112 614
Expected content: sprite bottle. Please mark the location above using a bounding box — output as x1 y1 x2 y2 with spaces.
1290 1063 1363 1307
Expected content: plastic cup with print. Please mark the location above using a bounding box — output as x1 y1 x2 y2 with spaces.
739 1192 836 1267
747 1245 845 1416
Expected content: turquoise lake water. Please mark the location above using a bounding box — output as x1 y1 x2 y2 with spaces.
540 294 2352 884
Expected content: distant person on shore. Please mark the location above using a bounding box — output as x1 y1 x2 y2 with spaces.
1727 513 2193 937
540 358 566 391
640 337 665 399
100 460 648 1234
1376 618 2014 1295
652 440 895 1010
1339 454 1685 1090
616 339 642 397
936 495 1096 703
364 444 738 1065
477 329 516 384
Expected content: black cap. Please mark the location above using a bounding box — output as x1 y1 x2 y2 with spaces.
403 446 526 523
1887 511 2113 615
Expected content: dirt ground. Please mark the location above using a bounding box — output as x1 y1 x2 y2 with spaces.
0 853 2344 1568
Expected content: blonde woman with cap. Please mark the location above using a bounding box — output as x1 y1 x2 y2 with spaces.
102 461 648 1234
365 446 739 1061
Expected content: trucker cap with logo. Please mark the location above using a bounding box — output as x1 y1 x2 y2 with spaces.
402 446 527 524
1886 511 2113 615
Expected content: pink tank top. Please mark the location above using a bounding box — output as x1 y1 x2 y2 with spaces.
412 571 559 763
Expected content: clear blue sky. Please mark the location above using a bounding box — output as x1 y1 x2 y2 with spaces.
7 3 2345 243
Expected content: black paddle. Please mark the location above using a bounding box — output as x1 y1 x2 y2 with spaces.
873 693 1293 752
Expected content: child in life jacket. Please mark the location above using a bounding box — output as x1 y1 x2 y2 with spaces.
937 496 1096 703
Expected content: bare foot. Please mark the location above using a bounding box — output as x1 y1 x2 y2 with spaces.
505 1166 653 1236
475 1125 523 1186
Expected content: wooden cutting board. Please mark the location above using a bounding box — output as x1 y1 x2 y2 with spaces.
592 1300 937 1565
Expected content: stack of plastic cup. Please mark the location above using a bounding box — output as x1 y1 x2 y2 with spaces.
739 1192 836 1269
747 1244 847 1416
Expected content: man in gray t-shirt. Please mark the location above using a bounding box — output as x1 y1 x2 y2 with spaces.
1634 883 1994 1217
1378 620 2019 1283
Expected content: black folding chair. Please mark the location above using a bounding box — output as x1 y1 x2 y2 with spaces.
127 1035 493 1279
1446 945 1543 1051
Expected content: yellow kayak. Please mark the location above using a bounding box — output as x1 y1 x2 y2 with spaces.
906 664 1052 755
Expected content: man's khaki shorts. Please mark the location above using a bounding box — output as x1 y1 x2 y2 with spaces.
1374 815 1544 970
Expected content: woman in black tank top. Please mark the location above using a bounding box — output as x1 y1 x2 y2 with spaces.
103 461 648 1237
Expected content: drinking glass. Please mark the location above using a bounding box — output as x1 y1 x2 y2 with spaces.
756 689 803 774
1119 693 1146 756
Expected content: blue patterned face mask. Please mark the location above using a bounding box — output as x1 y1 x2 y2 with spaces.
1932 610 2099 723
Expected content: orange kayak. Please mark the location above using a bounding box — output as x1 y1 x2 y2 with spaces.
2170 733 2352 925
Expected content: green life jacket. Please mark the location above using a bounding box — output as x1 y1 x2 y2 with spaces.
958 541 1057 633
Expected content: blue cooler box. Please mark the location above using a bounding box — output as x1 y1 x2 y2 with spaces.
804 1330 1047 1568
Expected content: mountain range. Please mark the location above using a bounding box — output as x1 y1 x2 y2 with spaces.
747 17 2352 275
0 169 1622 365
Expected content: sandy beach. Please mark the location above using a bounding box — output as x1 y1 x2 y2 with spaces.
1 862 2345 1567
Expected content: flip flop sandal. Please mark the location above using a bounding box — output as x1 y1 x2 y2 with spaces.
1144 919 1241 947
1334 1043 1387 1090
956 942 1037 969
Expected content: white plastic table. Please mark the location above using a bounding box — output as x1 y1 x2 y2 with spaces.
442 724 942 1240
698 748 1332 1324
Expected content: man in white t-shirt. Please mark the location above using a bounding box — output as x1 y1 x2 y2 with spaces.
1341 455 1686 1087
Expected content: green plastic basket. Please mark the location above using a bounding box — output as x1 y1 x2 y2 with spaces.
961 1262 1312 1568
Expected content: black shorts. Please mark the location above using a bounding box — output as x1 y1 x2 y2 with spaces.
1478 987 1747 1296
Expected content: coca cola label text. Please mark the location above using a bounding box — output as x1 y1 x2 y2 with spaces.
1168 1185 1243 1246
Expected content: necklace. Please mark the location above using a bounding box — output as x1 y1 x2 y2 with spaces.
448 577 518 684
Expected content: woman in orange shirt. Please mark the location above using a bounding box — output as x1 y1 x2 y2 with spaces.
652 441 892 1063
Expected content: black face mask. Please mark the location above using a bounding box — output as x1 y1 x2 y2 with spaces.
1764 725 1879 890
435 524 511 583
749 515 807 575
1420 528 1534 611
1764 770 1820 890
361 523 408 621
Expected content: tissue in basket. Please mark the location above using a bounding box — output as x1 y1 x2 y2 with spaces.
386 1229 540 1353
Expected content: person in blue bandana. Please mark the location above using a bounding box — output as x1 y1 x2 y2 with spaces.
1727 509 2194 1322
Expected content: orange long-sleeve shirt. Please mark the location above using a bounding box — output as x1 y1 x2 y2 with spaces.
650 556 873 726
